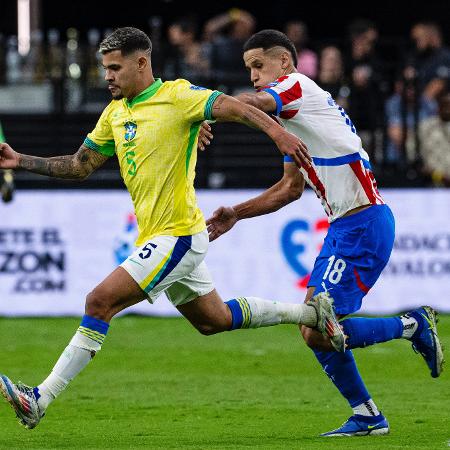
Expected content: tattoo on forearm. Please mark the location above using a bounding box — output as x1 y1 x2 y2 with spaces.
212 95 226 112
18 145 107 179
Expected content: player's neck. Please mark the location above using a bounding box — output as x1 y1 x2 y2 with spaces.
127 75 156 101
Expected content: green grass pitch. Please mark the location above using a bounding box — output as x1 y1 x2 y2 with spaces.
0 315 449 449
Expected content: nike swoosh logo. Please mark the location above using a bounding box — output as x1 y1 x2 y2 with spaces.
367 425 377 429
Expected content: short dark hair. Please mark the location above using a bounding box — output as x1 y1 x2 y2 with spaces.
99 27 152 55
243 29 298 67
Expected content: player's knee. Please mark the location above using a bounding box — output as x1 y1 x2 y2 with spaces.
85 289 111 320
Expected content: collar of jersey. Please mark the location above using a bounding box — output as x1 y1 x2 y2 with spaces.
125 78 163 108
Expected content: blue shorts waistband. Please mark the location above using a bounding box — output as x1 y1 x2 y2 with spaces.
331 204 389 229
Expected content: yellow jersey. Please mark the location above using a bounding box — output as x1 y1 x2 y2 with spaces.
84 78 222 245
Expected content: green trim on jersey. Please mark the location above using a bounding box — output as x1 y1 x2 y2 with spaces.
0 122 5 142
185 121 202 175
126 78 163 108
83 137 115 157
204 91 223 120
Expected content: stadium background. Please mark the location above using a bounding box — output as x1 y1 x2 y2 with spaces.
0 0 448 315
0 2 449 448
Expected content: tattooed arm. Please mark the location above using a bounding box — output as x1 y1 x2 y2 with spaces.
210 94 311 168
0 143 109 180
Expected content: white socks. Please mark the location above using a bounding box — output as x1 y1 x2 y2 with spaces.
353 399 380 417
36 331 103 411
230 297 318 329
400 315 419 339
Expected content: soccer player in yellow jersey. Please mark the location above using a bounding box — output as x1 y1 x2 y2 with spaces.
0 27 337 429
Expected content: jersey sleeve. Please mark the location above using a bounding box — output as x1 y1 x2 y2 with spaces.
0 122 5 142
261 75 304 119
173 80 223 123
83 104 115 157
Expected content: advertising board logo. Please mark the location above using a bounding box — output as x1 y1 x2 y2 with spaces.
281 217 329 289
0 228 66 293
113 213 138 265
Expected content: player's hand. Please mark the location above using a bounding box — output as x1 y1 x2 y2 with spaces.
206 206 238 241
274 130 311 169
198 122 213 151
0 143 20 170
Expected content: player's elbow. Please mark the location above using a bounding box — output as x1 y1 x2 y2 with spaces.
72 164 94 181
283 179 304 203
77 170 92 181
288 184 304 202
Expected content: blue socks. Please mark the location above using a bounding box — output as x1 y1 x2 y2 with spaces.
342 317 403 349
314 349 370 407
225 298 252 329
77 315 110 345
313 316 404 410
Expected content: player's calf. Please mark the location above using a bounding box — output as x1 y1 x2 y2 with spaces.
180 292 321 334
301 326 336 352
193 321 230 336
340 306 444 377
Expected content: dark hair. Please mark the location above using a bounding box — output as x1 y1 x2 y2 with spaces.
348 19 376 39
171 17 198 35
99 27 152 55
243 29 298 67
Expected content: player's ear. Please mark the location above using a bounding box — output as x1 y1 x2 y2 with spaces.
137 55 148 71
281 51 290 69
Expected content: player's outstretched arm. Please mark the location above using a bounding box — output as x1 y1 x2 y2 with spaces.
207 163 304 241
0 142 109 180
233 91 278 114
210 94 311 169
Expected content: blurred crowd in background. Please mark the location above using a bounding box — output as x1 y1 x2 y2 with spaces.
0 8 449 190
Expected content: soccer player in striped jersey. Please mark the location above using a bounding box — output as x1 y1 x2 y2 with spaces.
205 29 444 437
0 27 339 430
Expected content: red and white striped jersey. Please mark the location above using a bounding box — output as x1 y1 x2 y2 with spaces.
262 72 384 221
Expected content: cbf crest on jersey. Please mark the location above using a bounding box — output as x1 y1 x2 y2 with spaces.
124 121 137 141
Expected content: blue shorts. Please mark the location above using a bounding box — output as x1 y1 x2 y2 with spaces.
308 204 395 315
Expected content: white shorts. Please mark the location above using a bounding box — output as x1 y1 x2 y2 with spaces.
121 229 215 306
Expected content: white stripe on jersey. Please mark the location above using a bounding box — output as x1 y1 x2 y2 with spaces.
263 73 384 221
